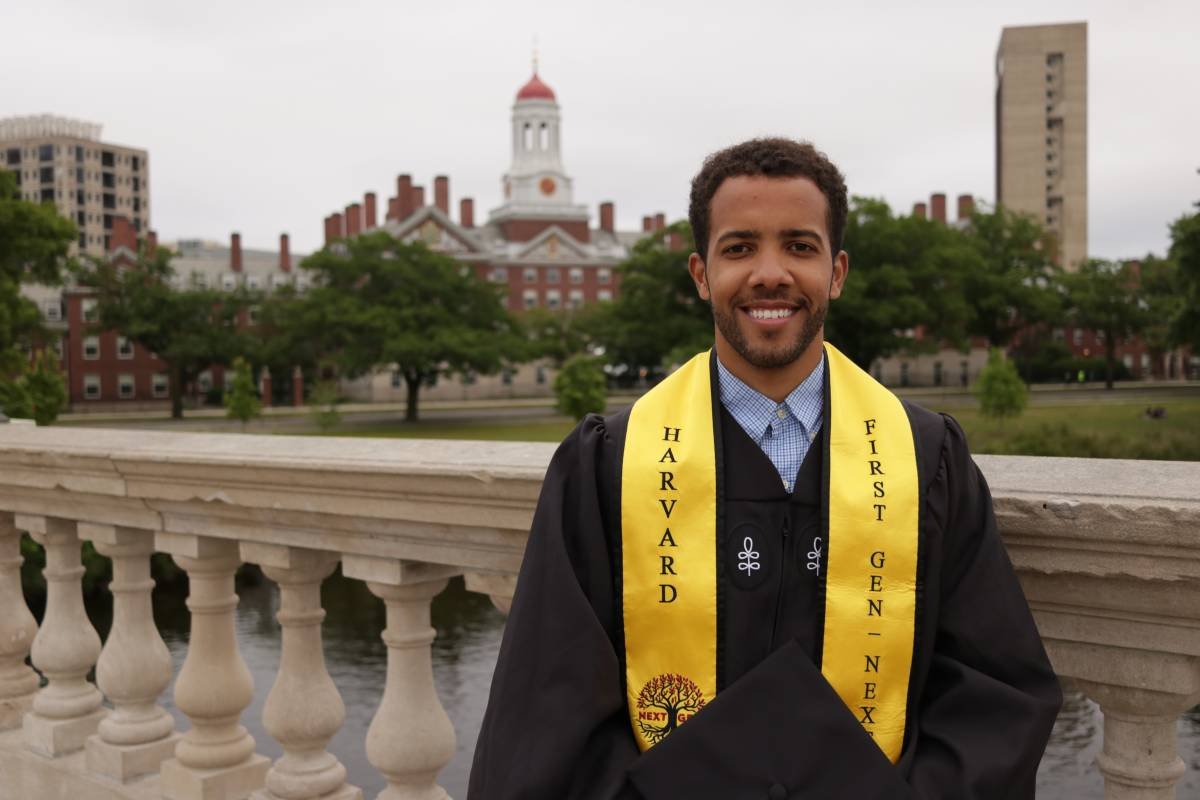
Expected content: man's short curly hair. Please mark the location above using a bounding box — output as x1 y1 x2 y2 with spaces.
688 137 848 262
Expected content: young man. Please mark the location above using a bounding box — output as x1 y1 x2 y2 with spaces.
469 138 1061 799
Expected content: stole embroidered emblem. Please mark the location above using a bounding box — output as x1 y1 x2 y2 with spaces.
620 344 918 761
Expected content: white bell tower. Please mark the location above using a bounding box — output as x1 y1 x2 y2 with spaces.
489 59 588 225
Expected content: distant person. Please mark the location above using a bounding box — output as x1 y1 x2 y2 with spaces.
469 138 1061 799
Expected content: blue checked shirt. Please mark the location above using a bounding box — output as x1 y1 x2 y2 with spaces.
716 355 825 493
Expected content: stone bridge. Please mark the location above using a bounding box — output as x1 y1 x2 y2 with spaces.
0 425 1196 799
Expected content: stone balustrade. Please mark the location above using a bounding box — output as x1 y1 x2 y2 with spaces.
0 425 1195 799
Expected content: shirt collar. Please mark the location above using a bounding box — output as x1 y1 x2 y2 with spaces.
716 352 825 439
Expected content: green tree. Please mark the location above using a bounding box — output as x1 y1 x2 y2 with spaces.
1137 256 1183 378
974 348 1028 420
554 354 607 420
829 198 974 369
0 171 76 376
223 356 261 428
1061 259 1149 389
73 245 250 418
293 232 519 422
308 379 342 431
591 222 710 373
961 204 1063 348
1168 209 1200 351
0 349 68 425
518 306 590 367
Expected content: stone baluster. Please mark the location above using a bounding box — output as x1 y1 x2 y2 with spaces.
82 523 179 781
241 543 361 800
464 572 517 615
344 557 459 800
1080 679 1200 800
0 513 39 730
19 515 106 756
158 533 269 799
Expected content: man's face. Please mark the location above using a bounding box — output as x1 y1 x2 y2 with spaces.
688 175 848 372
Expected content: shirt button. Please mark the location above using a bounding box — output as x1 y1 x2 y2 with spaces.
768 784 787 800
776 408 786 419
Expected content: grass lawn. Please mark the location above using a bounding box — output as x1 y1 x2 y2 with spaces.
308 395 1200 461
940 396 1200 461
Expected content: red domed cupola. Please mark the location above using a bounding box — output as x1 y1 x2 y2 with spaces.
516 72 556 102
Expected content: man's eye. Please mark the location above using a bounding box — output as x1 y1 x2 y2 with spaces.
724 243 752 255
788 241 815 252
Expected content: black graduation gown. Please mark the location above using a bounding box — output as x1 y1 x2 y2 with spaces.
468 398 1062 800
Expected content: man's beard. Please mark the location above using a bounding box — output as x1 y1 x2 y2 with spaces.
711 291 827 369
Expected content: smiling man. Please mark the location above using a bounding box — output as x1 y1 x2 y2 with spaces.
469 138 1061 799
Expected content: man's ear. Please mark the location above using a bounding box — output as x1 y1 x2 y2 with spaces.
688 252 711 301
828 250 849 300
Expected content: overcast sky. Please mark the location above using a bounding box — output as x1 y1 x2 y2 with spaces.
6 0 1197 260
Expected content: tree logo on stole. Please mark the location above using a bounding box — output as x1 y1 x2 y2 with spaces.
635 673 706 744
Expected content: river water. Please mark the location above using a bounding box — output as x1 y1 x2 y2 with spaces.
70 569 1199 798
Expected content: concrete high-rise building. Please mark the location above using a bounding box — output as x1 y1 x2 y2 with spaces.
0 114 150 258
995 22 1087 269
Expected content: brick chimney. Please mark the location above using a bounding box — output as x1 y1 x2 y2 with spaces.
930 193 947 223
642 215 653 232
654 213 666 231
332 212 344 239
599 202 615 234
397 174 414 220
912 202 927 219
460 197 475 228
957 194 975 221
411 185 425 211
434 175 449 215
345 204 362 236
109 216 137 255
279 233 291 272
386 197 399 221
364 193 377 230
146 230 158 257
231 232 242 272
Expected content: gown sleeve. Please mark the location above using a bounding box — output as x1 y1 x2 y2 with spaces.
469 413 1062 800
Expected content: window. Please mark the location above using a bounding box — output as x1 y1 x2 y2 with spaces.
117 336 134 359
82 298 99 322
83 335 100 360
1122 354 1134 370
152 373 169 398
191 272 208 289
38 144 53 162
39 166 53 183
197 370 212 393
523 267 537 284
101 151 114 168
489 268 507 283
132 176 140 191
44 301 61 321
523 289 538 309
1072 329 1083 346
118 374 135 399
568 289 584 309
246 275 260 290
132 197 140 212
597 268 612 285
546 289 561 310
5 148 18 165
83 374 101 399
523 123 532 151
103 193 115 209
102 172 115 189
597 289 612 302
222 274 237 291
103 214 113 229
40 188 54 203
545 268 560 283
569 268 583 284
75 145 83 162
1141 353 1151 372
131 155 140 172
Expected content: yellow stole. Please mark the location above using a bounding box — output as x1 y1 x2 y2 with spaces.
620 343 919 761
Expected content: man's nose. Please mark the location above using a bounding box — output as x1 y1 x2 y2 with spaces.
749 252 794 288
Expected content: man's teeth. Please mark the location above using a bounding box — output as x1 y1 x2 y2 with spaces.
748 308 794 320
